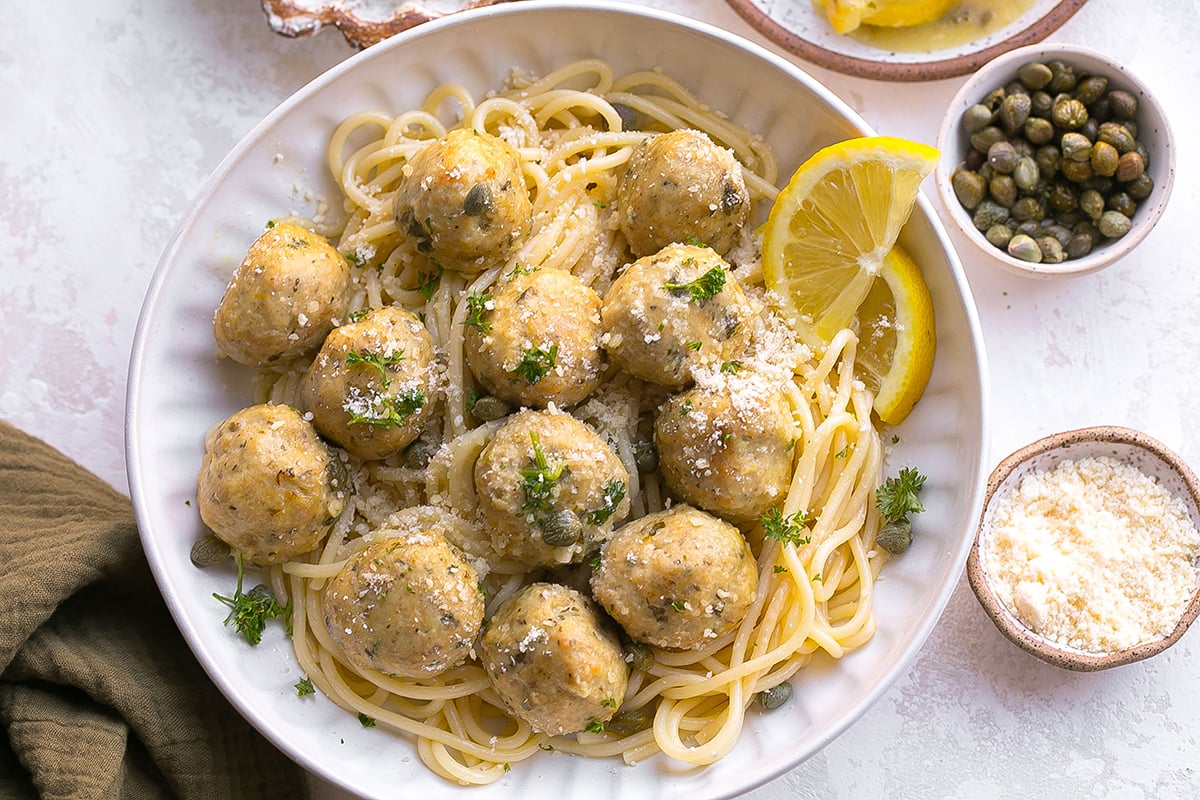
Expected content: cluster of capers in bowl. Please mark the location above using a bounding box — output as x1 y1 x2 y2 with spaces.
950 60 1154 264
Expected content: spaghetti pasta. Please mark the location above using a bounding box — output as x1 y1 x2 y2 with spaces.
230 58 888 784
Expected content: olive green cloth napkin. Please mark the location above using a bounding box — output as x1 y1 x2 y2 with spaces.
0 420 308 800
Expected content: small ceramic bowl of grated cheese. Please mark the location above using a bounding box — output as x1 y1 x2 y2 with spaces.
967 426 1200 671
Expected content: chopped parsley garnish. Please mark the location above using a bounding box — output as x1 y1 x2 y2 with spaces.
663 266 726 302
344 250 365 267
686 340 702 352
720 360 743 374
876 467 927 524
586 480 627 525
773 565 788 574
295 677 315 697
346 349 404 389
835 445 850 459
357 713 376 728
601 697 618 709
347 388 426 428
669 600 685 611
511 343 558 384
519 432 566 519
584 720 606 734
416 267 442 301
760 507 813 547
347 309 370 323
212 556 290 646
685 236 710 248
678 397 694 417
463 292 493 333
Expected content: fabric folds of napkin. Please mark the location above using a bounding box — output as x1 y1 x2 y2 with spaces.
0 420 308 800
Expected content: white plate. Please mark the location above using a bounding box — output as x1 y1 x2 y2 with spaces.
126 3 989 798
725 0 1089 81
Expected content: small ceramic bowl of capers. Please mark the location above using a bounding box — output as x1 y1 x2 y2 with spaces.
935 43 1175 278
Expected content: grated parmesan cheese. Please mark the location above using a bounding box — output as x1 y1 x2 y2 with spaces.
983 455 1200 654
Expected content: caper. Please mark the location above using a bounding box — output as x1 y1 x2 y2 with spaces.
1097 210 1132 238
1030 90 1053 118
977 162 996 183
1066 232 1094 259
1107 192 1138 217
969 125 1007 154
1116 151 1145 182
1081 175 1115 195
1007 233 1043 263
1004 80 1029 97
1134 140 1150 169
1011 196 1046 223
1013 156 1040 192
462 183 493 216
876 519 913 555
606 708 653 736
757 682 794 711
190 533 232 568
633 441 659 474
1075 74 1109 105
1089 96 1112 123
1120 119 1139 138
1036 236 1065 264
1060 132 1092 162
471 394 510 422
985 224 1014 248
999 93 1031 133
1108 89 1138 120
1057 209 1085 227
612 102 640 131
1047 181 1078 213
1047 60 1076 92
988 140 1018 174
1044 224 1074 248
623 641 655 673
1051 97 1088 130
1010 138 1034 159
1090 141 1119 176
951 168 987 209
1018 61 1053 90
1035 145 1061 178
1079 117 1099 144
1024 116 1055 145
1079 189 1105 220
1098 121 1136 153
989 174 1017 208
982 86 1007 111
962 103 996 133
964 148 986 171
972 200 1010 231
403 439 437 470
541 509 583 547
1125 172 1154 201
1060 158 1093 183
1073 220 1100 239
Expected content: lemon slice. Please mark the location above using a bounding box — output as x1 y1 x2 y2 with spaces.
816 0 956 33
854 245 936 425
762 135 938 351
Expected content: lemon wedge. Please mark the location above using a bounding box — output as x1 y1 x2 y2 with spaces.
817 0 957 34
762 135 938 424
854 245 936 425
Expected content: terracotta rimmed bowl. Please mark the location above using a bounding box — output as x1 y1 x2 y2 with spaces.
968 426 1200 671
935 43 1176 278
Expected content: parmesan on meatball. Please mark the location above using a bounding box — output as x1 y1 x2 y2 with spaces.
197 403 347 565
302 306 439 461
601 243 754 388
480 583 628 736
591 505 759 650
213 223 351 366
655 371 796 523
323 529 484 678
393 128 532 274
465 267 605 409
616 129 751 257
474 409 630 566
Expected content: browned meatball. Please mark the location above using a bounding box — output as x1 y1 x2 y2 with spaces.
302 306 439 461
474 409 630 567
323 529 484 678
591 505 759 650
480 583 628 736
616 129 750 257
213 224 351 366
601 243 754 388
197 403 347 565
464 268 605 409
655 372 796 523
393 128 532 274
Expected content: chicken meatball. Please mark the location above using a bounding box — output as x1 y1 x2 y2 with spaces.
323 529 484 678
393 128 532 274
591 505 759 650
465 268 605 409
655 371 796 523
302 306 439 461
474 409 630 566
601 243 754 388
197 403 347 565
480 583 628 736
213 223 351 366
616 129 751 257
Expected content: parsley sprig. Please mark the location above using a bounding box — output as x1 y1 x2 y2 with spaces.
511 343 558 384
586 480 627 526
346 349 404 389
663 266 726 302
519 432 567 519
760 507 813 547
213 556 290 646
347 388 426 428
876 467 926 524
463 292 493 333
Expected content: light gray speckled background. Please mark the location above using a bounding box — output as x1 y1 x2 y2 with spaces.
2 0 1197 796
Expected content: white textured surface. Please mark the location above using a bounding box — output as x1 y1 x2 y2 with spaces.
2 0 1197 796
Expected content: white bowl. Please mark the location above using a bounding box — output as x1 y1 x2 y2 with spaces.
126 3 989 798
935 43 1175 278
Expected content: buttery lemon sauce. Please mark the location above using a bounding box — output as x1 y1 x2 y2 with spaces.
850 0 1038 53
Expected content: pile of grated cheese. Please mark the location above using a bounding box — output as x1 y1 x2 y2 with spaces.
983 455 1200 654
